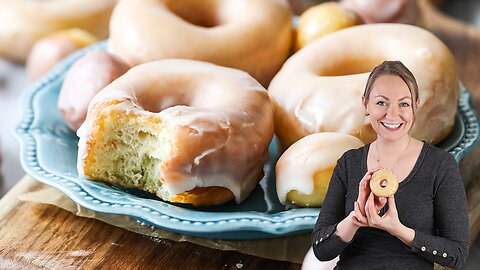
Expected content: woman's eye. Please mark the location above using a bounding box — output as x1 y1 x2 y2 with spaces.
400 102 410 107
376 101 387 106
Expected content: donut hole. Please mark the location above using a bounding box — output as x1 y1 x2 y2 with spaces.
140 96 190 114
316 58 383 76
133 80 236 113
132 85 191 113
380 179 388 188
166 0 230 28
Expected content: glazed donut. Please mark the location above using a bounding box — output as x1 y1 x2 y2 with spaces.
342 0 421 25
276 132 364 207
0 0 116 63
108 0 292 87
269 24 458 149
58 51 130 131
77 59 274 206
26 28 98 81
369 168 398 197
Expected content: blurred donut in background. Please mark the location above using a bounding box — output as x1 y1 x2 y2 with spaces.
58 51 130 131
26 28 98 81
294 1 362 51
288 0 443 16
0 0 116 63
342 0 422 25
108 0 292 87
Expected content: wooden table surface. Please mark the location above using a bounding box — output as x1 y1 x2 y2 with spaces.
0 177 302 270
1 1 480 269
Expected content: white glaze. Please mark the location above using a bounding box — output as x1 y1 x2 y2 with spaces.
108 0 292 86
276 132 364 204
78 59 274 203
269 24 459 148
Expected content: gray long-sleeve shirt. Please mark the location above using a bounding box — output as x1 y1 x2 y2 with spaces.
311 143 469 269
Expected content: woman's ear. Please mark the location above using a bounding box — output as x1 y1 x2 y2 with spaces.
362 95 368 115
413 99 420 112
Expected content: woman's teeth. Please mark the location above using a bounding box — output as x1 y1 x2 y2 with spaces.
381 122 402 129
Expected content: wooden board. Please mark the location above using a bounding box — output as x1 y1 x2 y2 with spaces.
0 177 301 270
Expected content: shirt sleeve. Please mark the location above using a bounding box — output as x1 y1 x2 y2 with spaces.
410 153 470 269
311 155 351 261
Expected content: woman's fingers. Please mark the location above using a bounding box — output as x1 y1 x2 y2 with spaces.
361 168 378 183
365 193 373 219
352 216 367 227
359 168 380 192
366 192 382 226
358 174 373 215
358 168 382 216
375 196 387 211
387 195 397 214
359 173 370 188
354 201 368 225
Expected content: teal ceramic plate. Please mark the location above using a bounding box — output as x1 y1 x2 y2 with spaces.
15 42 480 239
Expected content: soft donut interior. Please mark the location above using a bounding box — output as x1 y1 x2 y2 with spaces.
83 101 171 198
82 100 235 206
286 167 334 207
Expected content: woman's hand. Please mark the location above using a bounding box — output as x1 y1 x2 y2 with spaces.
356 169 380 215
351 201 369 227
353 192 387 228
364 193 415 245
350 191 415 246
365 193 401 233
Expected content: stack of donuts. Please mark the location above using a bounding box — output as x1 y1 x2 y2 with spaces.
8 0 459 207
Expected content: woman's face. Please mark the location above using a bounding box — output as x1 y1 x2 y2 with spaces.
364 75 414 142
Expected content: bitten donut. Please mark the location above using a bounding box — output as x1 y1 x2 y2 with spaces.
269 24 458 149
369 168 398 197
78 59 274 206
0 0 115 62
276 132 364 207
58 51 130 131
109 0 292 86
26 28 98 81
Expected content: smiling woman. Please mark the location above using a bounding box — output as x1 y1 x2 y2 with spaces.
362 61 419 143
311 61 470 269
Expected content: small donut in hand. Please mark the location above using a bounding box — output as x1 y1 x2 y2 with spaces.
369 168 398 197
